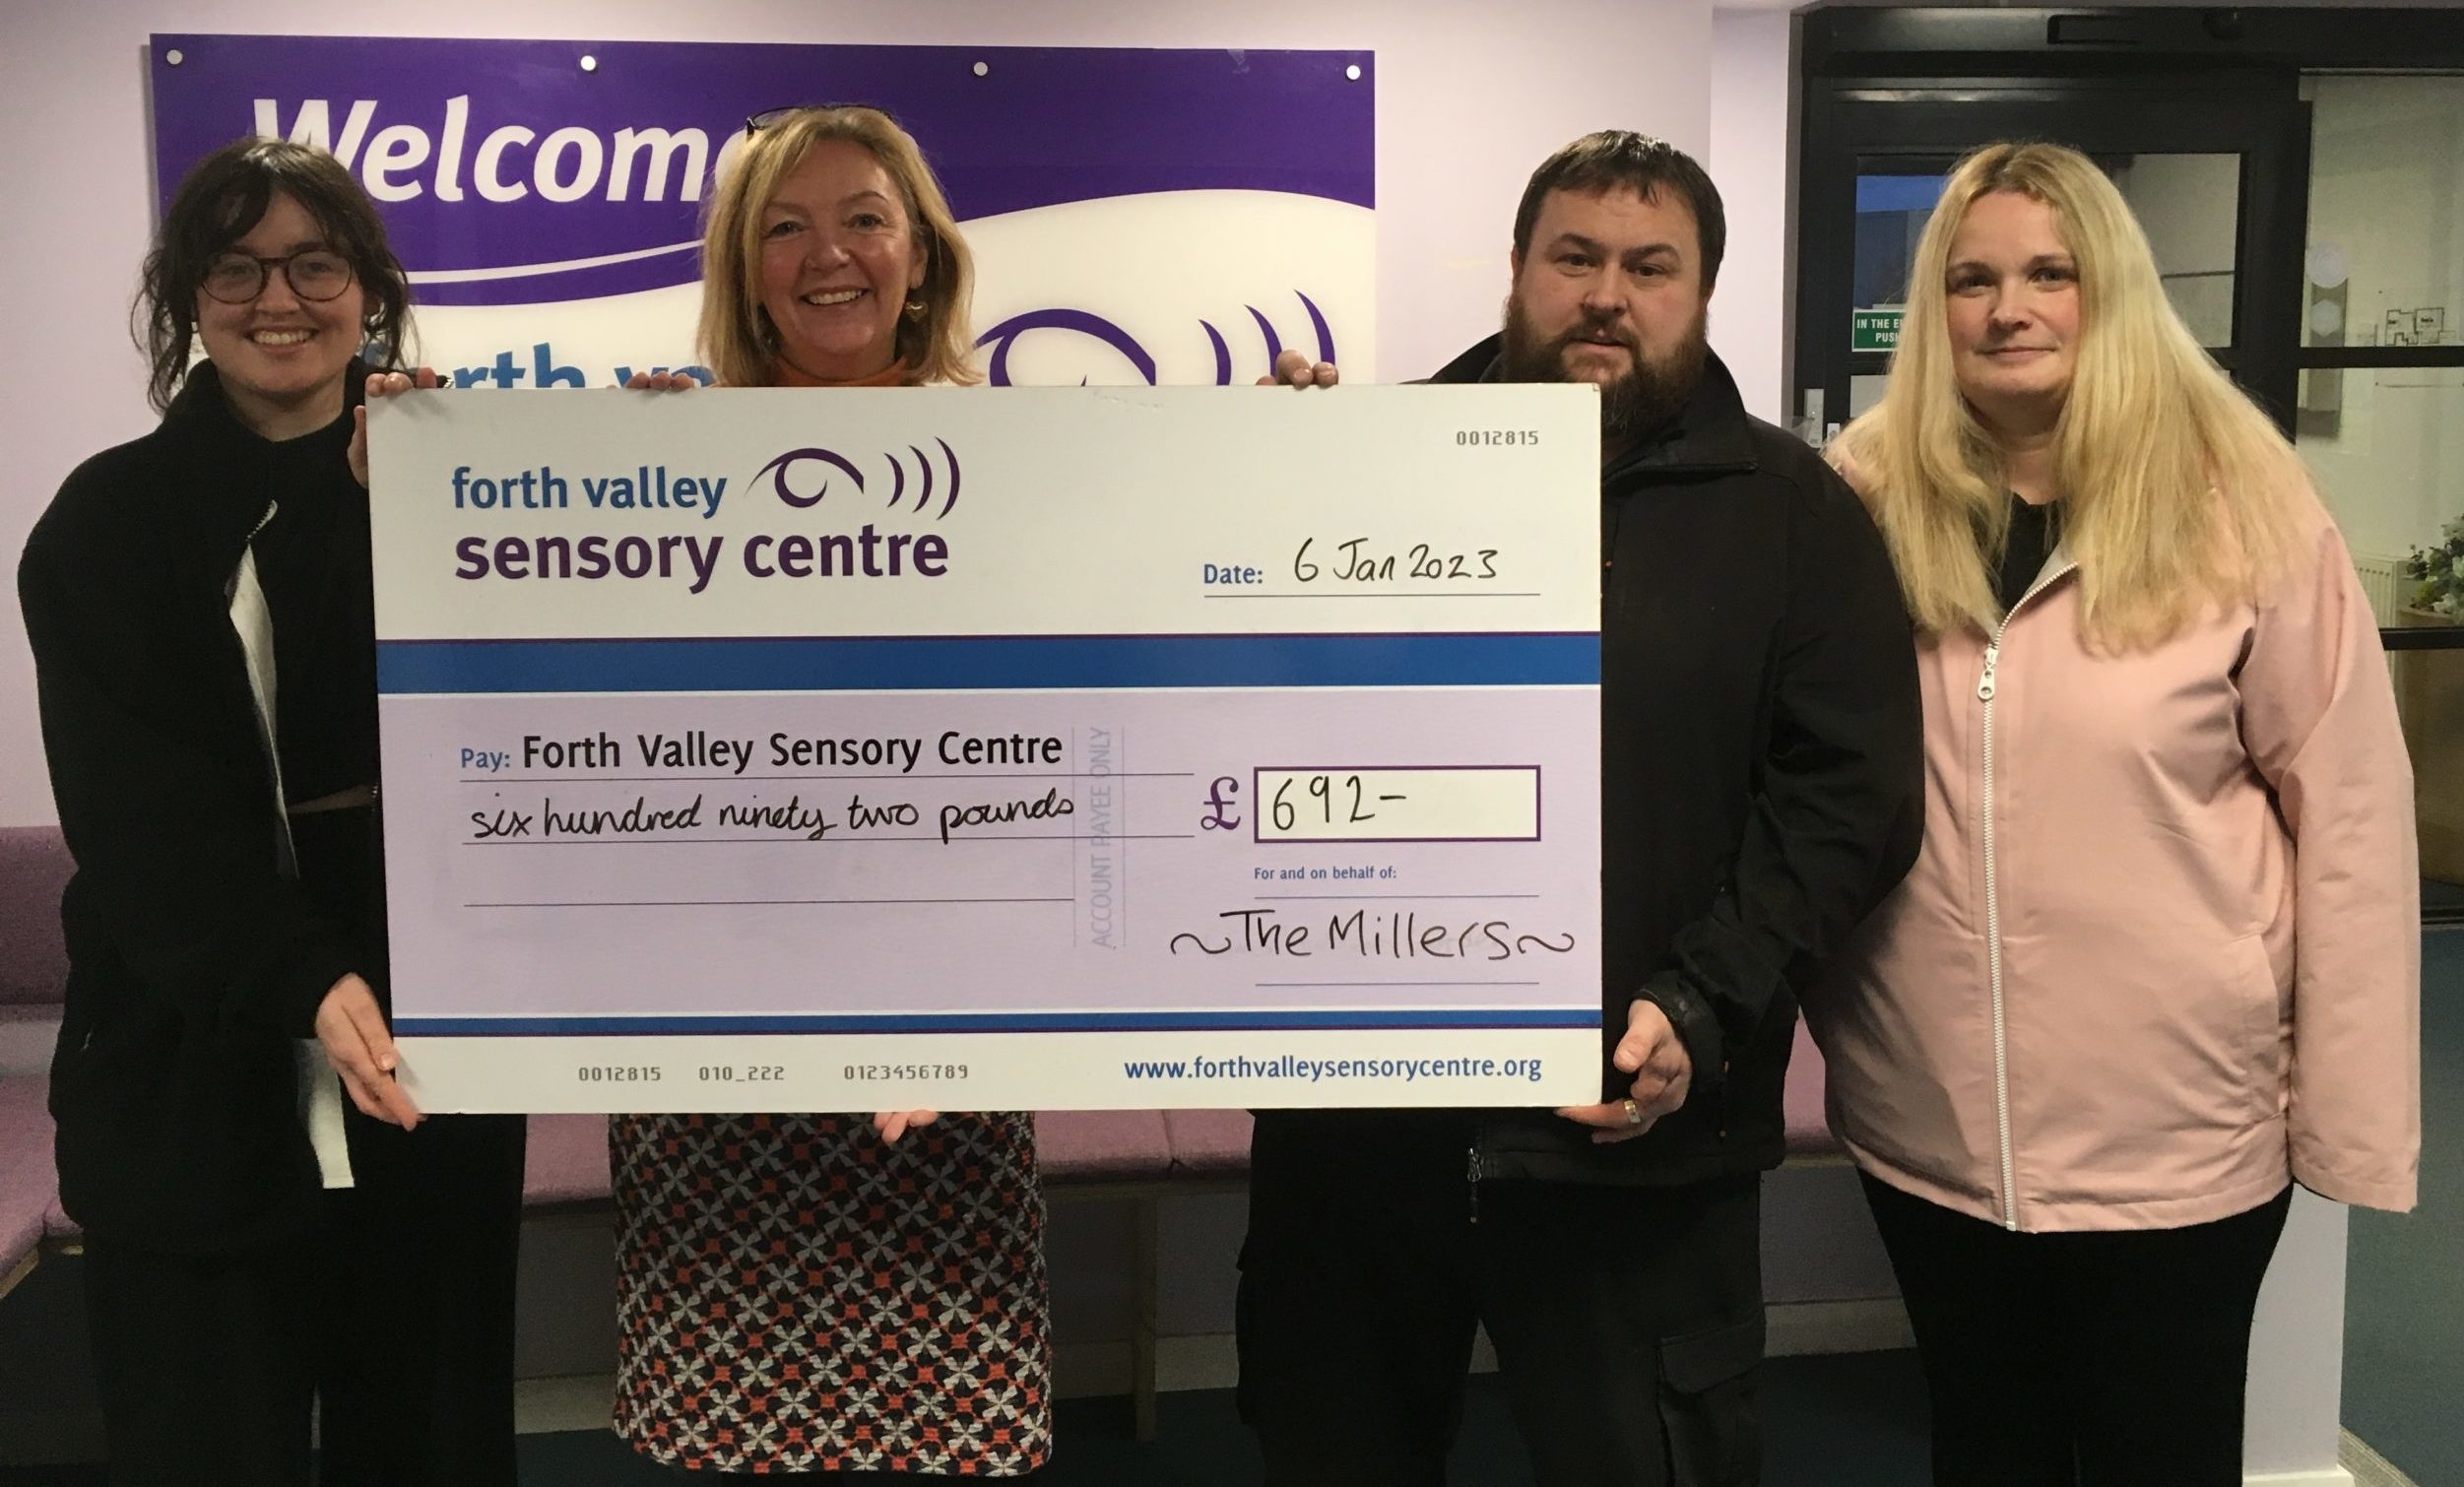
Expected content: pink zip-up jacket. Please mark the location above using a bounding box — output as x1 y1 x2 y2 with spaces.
1808 491 2421 1231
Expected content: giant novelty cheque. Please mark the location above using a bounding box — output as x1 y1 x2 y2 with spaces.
371 387 1603 1112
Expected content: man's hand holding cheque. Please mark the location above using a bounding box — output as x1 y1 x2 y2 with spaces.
1557 998 1693 1142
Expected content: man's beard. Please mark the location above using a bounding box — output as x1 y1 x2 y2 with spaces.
1499 297 1709 439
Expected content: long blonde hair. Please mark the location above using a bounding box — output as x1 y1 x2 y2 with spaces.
697 106 980 388
1832 142 2306 649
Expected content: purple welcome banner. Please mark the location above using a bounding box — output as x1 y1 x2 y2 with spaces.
151 35 1375 307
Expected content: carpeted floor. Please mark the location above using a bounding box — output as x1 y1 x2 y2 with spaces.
0 1351 1935 1485
504 1350 1933 1485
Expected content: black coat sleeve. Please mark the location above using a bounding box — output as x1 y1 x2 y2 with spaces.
19 474 360 1041
1634 460 1922 1087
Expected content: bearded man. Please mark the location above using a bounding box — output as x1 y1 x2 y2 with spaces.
1234 132 1925 1487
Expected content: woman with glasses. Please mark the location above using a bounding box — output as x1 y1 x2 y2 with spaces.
18 137 526 1485
1814 142 2419 1484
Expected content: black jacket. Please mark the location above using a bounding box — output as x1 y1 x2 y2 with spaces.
18 364 372 1251
1439 336 1923 1187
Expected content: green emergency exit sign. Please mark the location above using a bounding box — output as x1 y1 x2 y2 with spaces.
1852 308 1903 353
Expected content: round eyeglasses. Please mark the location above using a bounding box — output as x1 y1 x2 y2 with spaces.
201 249 357 304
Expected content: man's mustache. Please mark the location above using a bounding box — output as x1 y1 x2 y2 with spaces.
1553 318 1642 359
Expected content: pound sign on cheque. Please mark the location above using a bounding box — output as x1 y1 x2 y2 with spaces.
1200 776 1243 832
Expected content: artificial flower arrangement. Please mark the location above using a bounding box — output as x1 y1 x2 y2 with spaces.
2404 515 2464 620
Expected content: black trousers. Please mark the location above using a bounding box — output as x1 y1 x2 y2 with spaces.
1237 1110 1765 1487
1860 1173 2294 1487
83 1107 527 1487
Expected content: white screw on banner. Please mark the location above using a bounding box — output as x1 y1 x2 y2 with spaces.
1346 64 1361 80
580 55 599 73
973 61 991 77
164 49 183 66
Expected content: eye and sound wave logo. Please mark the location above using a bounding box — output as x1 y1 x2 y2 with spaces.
975 292 1338 387
752 441 963 520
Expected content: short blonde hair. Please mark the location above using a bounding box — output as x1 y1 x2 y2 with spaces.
1832 142 2306 650
697 107 979 387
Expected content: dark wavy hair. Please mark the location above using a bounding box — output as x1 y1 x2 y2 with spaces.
135 138 412 412
1513 130 1727 291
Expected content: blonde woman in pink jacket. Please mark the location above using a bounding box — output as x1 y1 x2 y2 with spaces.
1818 141 2420 1487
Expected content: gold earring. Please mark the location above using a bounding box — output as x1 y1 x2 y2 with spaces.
903 297 928 321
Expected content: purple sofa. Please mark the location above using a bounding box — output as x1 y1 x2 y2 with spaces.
0 825 73 1298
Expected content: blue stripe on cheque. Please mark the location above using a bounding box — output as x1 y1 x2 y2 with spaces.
376 633 1599 694
393 1008 1600 1036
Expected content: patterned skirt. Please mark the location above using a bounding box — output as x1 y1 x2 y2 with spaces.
611 1112 1051 1474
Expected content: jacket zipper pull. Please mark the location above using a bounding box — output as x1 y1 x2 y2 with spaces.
1978 643 2000 702
1465 1144 1483 1224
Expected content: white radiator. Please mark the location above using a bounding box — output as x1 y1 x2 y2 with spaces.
2354 551 2417 723
2352 550 2410 626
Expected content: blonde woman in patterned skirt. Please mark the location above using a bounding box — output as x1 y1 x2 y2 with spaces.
608 103 1334 1479
609 106 1047 1479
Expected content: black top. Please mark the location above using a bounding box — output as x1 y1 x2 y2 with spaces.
1412 336 1925 1187
19 361 379 1250
251 410 380 805
1998 493 2057 615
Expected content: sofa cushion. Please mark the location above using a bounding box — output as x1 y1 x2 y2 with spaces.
0 1075 60 1266
0 827 71 1007
1783 1022 1840 1157
1034 1109 1172 1184
1162 1109 1253 1178
524 1113 614 1208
